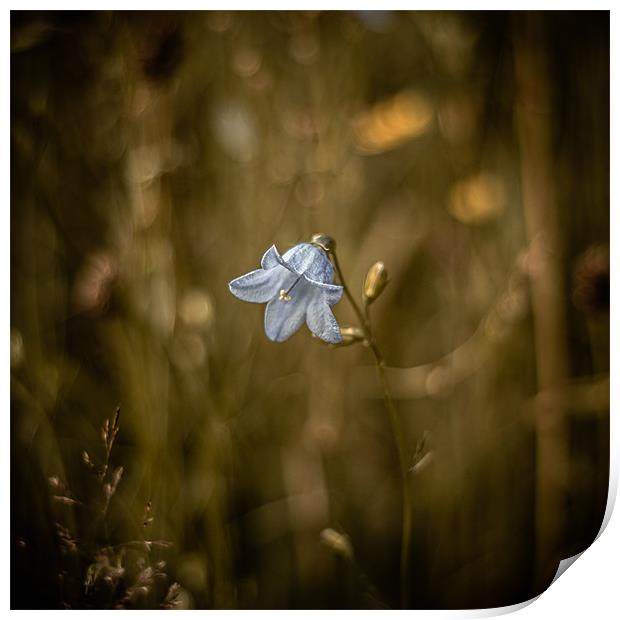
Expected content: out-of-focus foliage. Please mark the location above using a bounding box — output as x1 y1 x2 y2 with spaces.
11 11 608 609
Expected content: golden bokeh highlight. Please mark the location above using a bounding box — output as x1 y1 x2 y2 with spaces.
448 172 506 224
354 90 434 154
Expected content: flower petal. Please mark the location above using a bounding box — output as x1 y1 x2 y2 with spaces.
302 275 343 305
282 243 334 283
306 294 342 343
228 266 286 303
264 278 311 342
261 245 283 270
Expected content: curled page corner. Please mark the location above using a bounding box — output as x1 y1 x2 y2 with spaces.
549 459 618 587
551 552 583 584
544 449 618 593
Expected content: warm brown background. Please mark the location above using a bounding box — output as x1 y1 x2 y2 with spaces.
11 10 609 609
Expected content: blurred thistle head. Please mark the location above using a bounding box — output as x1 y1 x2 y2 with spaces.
573 244 609 315
310 232 336 253
363 261 389 303
229 242 343 343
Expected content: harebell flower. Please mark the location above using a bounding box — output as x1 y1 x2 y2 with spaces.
228 241 343 344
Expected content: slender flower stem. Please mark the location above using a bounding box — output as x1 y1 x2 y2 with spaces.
330 251 367 328
330 250 412 609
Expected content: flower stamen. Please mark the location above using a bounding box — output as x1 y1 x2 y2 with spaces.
279 275 303 301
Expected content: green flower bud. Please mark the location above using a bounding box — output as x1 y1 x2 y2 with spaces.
310 233 336 253
363 261 388 302
320 528 354 561
339 326 366 346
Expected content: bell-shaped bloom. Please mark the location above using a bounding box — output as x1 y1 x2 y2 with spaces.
229 243 344 343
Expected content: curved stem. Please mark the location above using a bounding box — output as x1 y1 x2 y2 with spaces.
331 250 412 608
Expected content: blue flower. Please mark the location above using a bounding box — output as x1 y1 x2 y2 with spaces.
229 243 344 343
